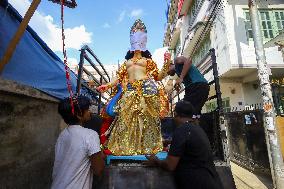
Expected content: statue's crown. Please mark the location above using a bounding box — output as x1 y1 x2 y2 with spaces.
130 19 147 34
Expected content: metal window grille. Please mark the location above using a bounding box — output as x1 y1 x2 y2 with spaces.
244 9 284 41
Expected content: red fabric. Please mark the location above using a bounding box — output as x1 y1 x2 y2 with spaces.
100 109 113 155
178 0 185 17
100 117 112 144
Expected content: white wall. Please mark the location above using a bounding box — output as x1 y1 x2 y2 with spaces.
224 0 284 68
207 80 262 111
180 15 190 55
207 81 245 110
242 81 263 106
173 81 263 112
211 5 232 76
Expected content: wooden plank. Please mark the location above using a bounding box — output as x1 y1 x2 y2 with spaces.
276 116 284 158
0 0 41 73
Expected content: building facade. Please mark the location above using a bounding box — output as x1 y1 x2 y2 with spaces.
164 0 284 114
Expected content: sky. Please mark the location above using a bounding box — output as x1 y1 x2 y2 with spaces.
9 0 169 68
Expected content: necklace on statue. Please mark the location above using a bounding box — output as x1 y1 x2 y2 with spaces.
132 57 142 64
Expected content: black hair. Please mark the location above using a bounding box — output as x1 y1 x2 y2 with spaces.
84 113 103 133
174 100 196 118
125 50 152 60
58 95 91 125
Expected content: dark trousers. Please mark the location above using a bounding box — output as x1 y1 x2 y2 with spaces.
174 168 223 189
184 82 209 115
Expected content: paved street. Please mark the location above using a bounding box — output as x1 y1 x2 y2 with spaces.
231 162 273 189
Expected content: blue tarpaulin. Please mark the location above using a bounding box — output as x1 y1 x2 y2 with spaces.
0 1 79 99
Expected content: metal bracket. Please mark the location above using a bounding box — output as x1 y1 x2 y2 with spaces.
48 0 77 8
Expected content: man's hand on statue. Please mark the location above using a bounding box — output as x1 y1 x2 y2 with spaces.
144 154 159 166
96 85 108 93
164 52 171 62
175 77 183 86
174 83 181 92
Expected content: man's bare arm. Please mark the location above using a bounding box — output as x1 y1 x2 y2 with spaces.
157 155 180 171
90 151 105 177
145 154 180 171
177 56 192 80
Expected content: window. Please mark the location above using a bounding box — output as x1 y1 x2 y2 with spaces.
190 1 197 18
192 35 211 65
244 9 284 41
205 98 231 113
188 0 205 27
205 101 217 113
259 11 274 39
274 11 284 33
244 12 253 39
222 98 231 113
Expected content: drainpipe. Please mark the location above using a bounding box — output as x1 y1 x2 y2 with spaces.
249 1 284 188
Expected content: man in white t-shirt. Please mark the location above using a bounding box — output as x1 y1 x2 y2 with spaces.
51 95 105 189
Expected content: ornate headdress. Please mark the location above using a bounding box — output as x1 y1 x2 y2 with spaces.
129 19 147 51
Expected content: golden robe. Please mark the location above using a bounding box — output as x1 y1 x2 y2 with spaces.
107 59 165 155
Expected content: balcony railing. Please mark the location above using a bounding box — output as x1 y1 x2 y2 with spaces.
170 15 179 34
188 0 205 30
181 0 222 55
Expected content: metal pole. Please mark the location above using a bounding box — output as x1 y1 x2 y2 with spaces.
170 94 173 117
249 1 284 188
76 49 85 95
210 48 229 164
98 76 103 114
210 49 222 112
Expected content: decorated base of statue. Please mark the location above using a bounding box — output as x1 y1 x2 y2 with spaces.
106 151 167 165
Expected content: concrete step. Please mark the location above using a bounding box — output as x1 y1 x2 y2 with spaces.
230 162 273 189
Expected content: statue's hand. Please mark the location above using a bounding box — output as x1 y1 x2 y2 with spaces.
164 51 171 62
97 84 108 93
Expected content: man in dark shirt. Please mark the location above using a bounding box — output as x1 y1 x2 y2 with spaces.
168 56 209 116
145 100 223 189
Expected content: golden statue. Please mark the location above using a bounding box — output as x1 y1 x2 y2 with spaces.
97 19 170 155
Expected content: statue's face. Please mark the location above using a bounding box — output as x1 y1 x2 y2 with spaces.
130 31 147 51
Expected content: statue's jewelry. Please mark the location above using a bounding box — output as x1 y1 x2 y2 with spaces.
132 57 142 64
